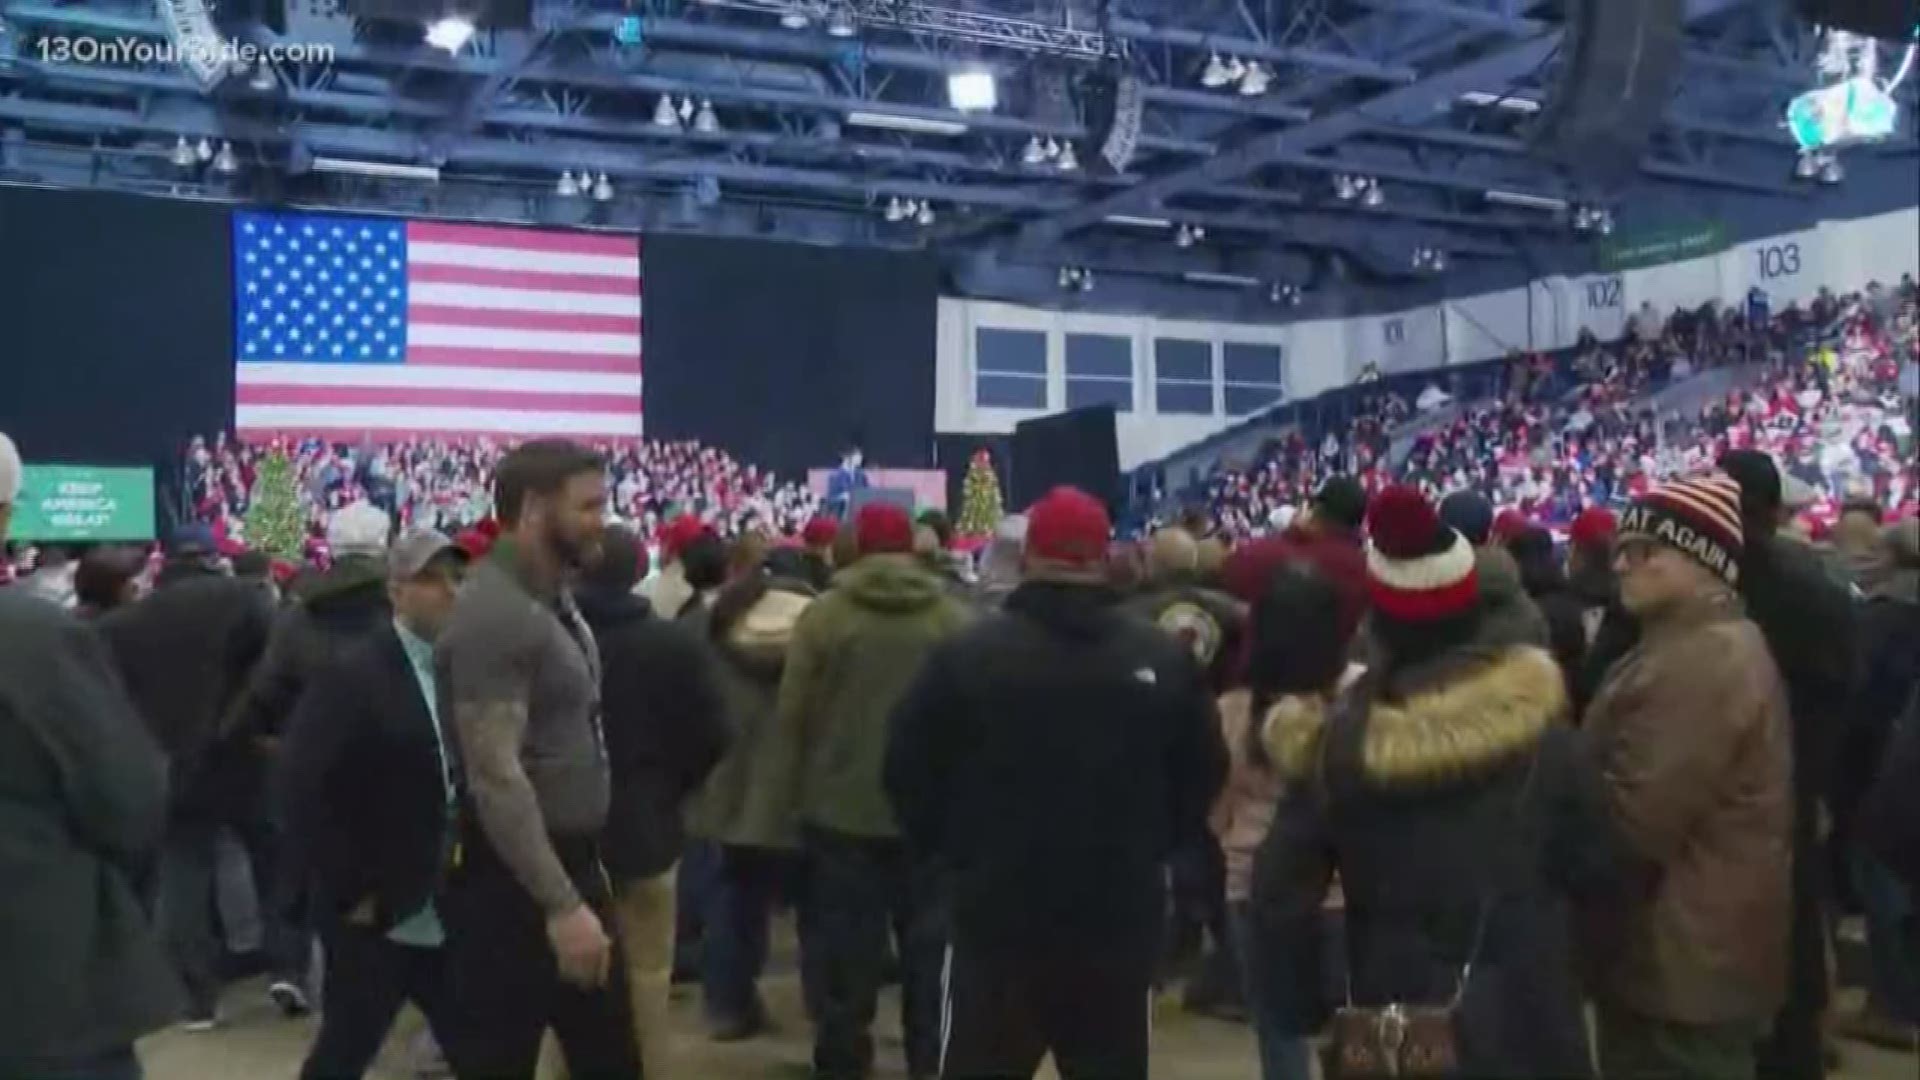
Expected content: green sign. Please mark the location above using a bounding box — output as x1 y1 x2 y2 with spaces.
1596 220 1728 272
13 465 157 542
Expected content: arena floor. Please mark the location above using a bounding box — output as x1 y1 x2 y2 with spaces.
139 942 1919 1080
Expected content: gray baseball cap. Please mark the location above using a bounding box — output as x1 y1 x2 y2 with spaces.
388 529 463 581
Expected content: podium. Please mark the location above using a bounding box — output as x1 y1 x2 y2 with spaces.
848 487 916 516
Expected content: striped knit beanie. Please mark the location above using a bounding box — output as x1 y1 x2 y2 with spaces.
1364 484 1480 623
1617 472 1745 587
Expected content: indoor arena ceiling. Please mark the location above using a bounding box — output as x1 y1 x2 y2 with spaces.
0 0 1915 297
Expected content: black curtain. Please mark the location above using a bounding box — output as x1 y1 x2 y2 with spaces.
641 234 940 478
0 187 234 470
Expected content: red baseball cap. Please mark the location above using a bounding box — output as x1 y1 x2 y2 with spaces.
1025 487 1112 570
854 503 915 556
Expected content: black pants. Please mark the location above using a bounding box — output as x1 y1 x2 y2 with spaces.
299 924 462 1080
803 827 945 1080
442 835 641 1080
938 934 1153 1080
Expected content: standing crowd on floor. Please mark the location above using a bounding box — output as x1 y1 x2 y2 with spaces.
4 417 1919 1080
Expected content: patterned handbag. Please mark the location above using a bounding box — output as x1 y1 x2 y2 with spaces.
1314 705 1539 1080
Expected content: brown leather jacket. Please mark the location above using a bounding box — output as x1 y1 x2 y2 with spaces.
1581 591 1792 1026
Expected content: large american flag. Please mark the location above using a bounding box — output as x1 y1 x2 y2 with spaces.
233 211 643 439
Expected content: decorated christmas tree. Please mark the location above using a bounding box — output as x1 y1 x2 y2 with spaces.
245 448 305 560
956 449 1004 537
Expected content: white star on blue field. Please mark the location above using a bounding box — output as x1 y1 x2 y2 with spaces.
236 212 407 363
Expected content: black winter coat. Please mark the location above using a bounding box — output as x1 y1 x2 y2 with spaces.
1252 620 1618 1078
277 625 458 930
97 567 274 822
575 587 731 880
238 556 391 744
885 581 1226 951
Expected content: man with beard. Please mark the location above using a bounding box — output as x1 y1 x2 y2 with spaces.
1718 450 1859 1080
437 439 640 1079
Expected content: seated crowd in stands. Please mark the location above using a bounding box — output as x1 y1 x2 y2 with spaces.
1200 279 1919 540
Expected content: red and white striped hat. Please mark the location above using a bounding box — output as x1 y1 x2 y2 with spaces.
1364 484 1480 623
1616 471 1746 587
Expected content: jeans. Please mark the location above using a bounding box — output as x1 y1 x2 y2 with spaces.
674 842 721 979
802 827 945 1080
1855 850 1920 1023
701 846 788 1025
1226 904 1313 1080
155 821 223 1018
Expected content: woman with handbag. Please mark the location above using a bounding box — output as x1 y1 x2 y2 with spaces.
1250 485 1619 1079
1212 562 1362 1080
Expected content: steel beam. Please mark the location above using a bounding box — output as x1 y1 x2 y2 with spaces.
1105 15 1420 83
1017 31 1564 244
1017 0 1760 245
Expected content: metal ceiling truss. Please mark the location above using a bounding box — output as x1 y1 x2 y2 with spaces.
0 0 1909 300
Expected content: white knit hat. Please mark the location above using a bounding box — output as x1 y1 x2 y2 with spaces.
0 432 21 505
327 500 392 557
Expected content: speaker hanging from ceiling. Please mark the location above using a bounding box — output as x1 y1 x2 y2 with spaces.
1530 0 1688 190
1795 0 1920 40
1081 63 1145 175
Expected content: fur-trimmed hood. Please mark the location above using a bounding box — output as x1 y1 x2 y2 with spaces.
1265 645 1566 789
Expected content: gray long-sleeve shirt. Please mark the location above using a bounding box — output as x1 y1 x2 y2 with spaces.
439 550 608 915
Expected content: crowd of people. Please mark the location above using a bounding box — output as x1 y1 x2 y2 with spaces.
5 401 1919 1080
1201 279 1919 542
182 434 825 553
4 270 1920 1080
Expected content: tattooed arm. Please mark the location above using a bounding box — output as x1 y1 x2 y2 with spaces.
443 605 581 916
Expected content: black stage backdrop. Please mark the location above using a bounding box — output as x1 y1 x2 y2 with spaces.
641 234 940 477
0 187 234 469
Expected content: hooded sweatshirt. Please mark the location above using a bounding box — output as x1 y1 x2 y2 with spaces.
777 553 970 838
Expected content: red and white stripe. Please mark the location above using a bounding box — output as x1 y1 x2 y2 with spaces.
237 221 643 440
1366 531 1479 622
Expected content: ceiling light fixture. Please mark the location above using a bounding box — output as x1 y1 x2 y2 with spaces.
1175 223 1195 248
947 69 997 112
916 201 935 225
1022 136 1048 165
1483 188 1568 212
211 141 239 175
845 110 969 136
1201 53 1232 88
825 6 857 37
1104 214 1173 228
249 60 276 92
1238 61 1271 96
678 96 696 124
779 3 811 30
1183 270 1261 287
170 135 197 168
196 136 214 162
653 94 680 128
1333 174 1357 200
592 173 614 201
1795 152 1820 180
1361 181 1385 208
424 15 477 55
693 99 720 134
1819 155 1844 184
884 196 908 222
1055 141 1079 171
557 170 580 197
1457 90 1543 114
311 157 442 182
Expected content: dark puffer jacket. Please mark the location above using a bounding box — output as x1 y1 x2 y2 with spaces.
1253 615 1618 1078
